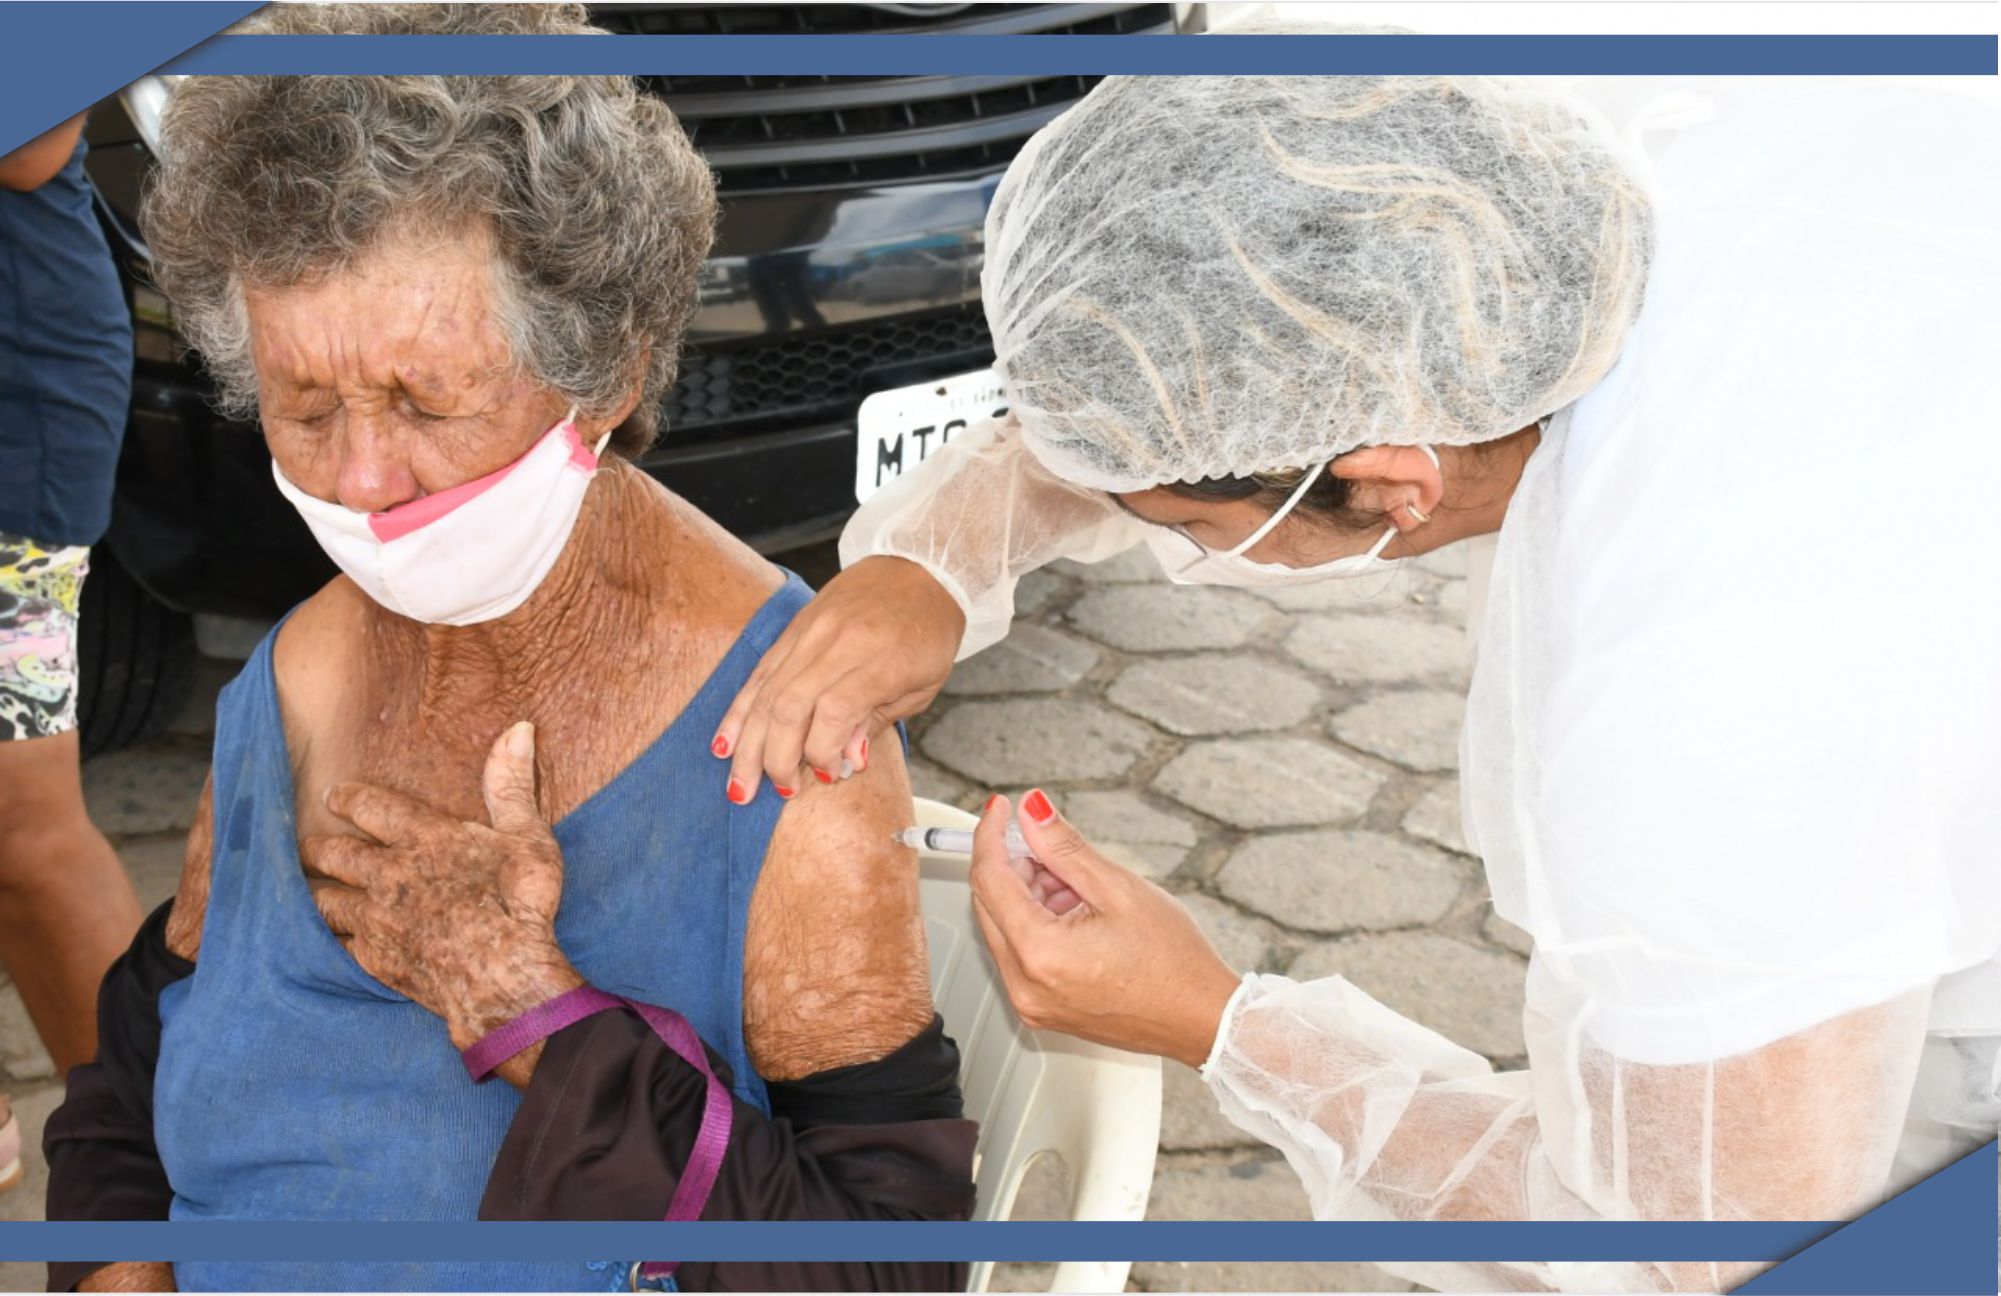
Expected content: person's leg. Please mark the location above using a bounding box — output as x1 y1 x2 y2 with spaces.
0 535 143 1076
0 727 143 1072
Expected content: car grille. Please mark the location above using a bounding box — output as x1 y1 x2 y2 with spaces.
663 302 993 438
592 3 1175 192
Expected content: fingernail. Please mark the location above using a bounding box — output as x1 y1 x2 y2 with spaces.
984 793 1003 814
726 778 749 805
838 759 855 781
711 735 730 758
1023 788 1055 824
508 721 534 758
814 768 834 784
775 785 795 799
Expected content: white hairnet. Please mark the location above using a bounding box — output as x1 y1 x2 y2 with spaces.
982 75 1654 492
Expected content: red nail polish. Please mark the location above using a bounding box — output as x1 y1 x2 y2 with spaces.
814 768 834 784
775 785 795 799
726 779 748 805
711 735 730 758
1023 788 1055 823
984 793 1003 815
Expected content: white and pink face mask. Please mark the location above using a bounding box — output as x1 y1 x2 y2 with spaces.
270 408 609 626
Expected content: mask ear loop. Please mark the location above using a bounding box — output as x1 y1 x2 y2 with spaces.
1215 443 1441 563
1376 443 1442 555
1400 445 1442 527
1224 459 1331 558
565 407 613 460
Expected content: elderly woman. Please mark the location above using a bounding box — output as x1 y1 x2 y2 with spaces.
43 6 974 1292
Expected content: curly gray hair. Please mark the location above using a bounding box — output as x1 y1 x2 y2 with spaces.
143 3 716 456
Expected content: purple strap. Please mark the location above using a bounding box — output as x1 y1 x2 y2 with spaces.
624 999 734 1281
461 984 736 1282
461 986 622 1083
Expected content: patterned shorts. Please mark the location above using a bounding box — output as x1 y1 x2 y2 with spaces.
0 532 90 742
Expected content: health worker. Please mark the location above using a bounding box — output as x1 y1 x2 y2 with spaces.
712 75 2001 1291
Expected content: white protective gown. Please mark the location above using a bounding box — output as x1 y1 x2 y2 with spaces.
844 84 2001 1291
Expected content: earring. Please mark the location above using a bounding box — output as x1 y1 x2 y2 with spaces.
1403 502 1430 525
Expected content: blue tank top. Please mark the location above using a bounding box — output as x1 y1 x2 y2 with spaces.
155 576 812 1291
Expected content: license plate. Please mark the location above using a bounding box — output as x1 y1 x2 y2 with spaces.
854 368 1007 503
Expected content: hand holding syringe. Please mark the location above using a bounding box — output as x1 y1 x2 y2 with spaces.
892 815 1083 915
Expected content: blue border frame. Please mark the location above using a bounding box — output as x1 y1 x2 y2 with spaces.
2 3 1997 1289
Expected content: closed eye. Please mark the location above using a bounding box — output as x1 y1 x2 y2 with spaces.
276 403 339 429
1109 492 1205 542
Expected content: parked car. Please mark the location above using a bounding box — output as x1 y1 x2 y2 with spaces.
72 2 1199 755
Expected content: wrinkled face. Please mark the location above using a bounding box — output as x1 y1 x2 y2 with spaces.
247 230 568 513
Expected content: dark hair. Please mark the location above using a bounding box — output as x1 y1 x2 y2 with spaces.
1167 434 1525 537
1163 468 1368 531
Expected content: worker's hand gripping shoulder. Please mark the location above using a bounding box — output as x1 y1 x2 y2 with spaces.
713 418 1148 797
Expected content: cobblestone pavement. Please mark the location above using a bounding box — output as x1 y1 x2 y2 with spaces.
0 542 1528 1294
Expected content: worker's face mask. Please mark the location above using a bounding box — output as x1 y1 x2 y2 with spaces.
270 407 609 626
1163 446 1438 588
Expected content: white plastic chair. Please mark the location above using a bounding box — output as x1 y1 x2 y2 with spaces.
912 797 1162 1294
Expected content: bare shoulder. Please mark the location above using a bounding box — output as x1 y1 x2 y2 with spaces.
639 473 786 627
611 469 790 677
742 736 934 1081
161 577 362 964
269 576 371 724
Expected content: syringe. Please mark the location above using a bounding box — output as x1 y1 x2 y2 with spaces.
894 823 1031 858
